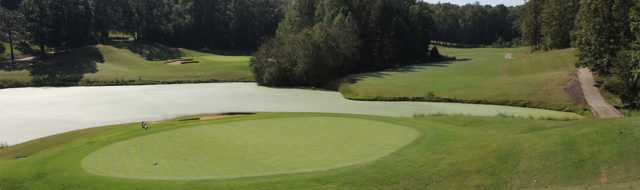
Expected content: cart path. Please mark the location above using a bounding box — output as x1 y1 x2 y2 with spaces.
578 68 624 119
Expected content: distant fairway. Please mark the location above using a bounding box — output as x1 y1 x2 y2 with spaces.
82 117 419 180
0 44 254 87
340 47 584 111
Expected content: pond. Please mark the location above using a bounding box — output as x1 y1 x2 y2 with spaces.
0 83 581 145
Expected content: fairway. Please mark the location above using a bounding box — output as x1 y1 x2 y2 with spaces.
340 47 584 111
0 44 254 88
82 117 420 180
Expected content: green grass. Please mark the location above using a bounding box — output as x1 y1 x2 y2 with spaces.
85 45 253 82
1 113 639 189
340 47 585 112
82 117 419 180
0 44 254 88
0 42 24 61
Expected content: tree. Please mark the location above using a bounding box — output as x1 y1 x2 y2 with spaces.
540 0 579 50
0 0 22 10
1 0 23 64
22 0 96 51
253 0 432 87
430 3 519 46
520 0 544 50
94 0 127 41
609 3 640 108
0 7 23 64
575 0 634 75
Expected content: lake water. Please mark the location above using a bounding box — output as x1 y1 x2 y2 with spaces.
0 83 581 145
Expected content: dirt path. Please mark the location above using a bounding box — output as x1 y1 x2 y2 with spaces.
578 68 624 119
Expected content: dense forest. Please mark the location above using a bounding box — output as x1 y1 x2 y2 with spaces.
252 0 433 86
1 0 285 51
430 3 520 46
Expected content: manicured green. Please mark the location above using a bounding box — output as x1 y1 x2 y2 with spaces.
82 117 419 180
1 113 639 190
340 47 584 112
0 44 254 87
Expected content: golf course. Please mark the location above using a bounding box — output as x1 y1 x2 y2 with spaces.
2 0 639 189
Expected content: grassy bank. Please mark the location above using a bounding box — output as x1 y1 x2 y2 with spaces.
0 44 254 88
339 47 586 112
1 113 639 189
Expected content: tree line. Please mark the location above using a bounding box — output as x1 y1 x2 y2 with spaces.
520 0 580 50
520 0 640 108
2 0 285 52
430 3 520 46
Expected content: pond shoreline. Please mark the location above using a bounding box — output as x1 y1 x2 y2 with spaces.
0 82 582 145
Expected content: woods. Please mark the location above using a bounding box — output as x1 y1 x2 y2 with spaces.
252 0 433 87
430 3 520 46
10 0 285 51
573 0 639 108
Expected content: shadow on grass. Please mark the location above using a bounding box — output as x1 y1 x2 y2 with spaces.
344 58 472 84
29 46 103 86
105 41 183 61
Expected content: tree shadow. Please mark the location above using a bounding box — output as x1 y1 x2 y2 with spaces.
29 46 102 86
344 58 472 84
0 43 5 55
105 41 183 61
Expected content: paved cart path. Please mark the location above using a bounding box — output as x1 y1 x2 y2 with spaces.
578 68 624 119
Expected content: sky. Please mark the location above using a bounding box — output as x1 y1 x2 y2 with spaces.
422 0 525 6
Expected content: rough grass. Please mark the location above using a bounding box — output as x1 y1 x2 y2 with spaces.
82 117 419 180
1 113 639 190
0 42 24 61
0 44 254 88
340 47 586 112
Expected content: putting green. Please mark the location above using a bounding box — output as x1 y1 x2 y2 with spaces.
81 117 420 180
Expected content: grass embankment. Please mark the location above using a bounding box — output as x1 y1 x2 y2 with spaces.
0 44 253 88
1 113 639 189
340 47 586 112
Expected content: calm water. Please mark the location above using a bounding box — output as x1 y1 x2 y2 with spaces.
0 83 580 145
